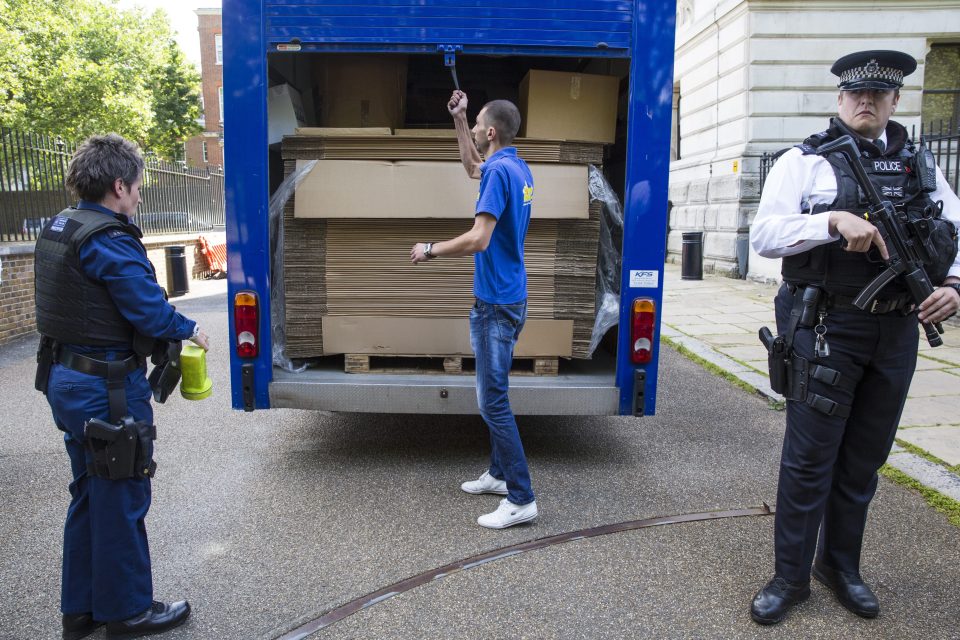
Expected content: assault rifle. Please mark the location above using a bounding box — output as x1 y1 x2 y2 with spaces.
816 135 945 347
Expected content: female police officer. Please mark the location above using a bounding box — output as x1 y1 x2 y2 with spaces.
34 134 209 639
749 51 960 625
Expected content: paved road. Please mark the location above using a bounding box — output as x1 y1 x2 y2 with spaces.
1 290 958 639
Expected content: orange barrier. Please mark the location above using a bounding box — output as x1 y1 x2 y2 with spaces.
198 235 227 274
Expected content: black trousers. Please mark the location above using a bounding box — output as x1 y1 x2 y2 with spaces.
772 284 918 583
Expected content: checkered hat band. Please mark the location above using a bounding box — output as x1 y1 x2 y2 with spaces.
840 61 903 86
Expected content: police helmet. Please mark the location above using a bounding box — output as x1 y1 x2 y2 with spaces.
831 50 917 91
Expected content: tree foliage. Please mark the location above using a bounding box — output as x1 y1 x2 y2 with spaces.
0 0 202 159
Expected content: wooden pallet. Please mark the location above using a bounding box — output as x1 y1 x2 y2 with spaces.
344 354 559 376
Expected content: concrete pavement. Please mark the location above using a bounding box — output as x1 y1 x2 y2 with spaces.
660 262 960 502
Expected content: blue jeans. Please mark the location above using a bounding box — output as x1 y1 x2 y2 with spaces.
469 298 535 506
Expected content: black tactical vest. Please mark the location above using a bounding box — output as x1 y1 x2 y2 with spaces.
781 118 948 296
34 207 145 346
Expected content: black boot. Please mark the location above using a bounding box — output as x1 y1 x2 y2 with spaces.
813 560 879 618
105 600 191 639
62 613 103 640
750 575 810 625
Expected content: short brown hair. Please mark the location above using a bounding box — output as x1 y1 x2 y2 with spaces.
65 134 144 202
481 100 521 145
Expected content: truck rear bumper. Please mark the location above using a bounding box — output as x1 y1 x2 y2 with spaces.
269 354 620 415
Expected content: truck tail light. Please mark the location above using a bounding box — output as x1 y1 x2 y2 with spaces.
234 291 259 358
631 298 656 364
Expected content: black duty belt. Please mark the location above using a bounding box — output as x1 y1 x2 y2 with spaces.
56 348 144 423
57 349 143 377
826 292 914 315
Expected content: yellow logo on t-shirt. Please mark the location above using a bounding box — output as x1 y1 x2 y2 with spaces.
523 181 534 205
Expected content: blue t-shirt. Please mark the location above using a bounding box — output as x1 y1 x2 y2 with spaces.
473 147 534 304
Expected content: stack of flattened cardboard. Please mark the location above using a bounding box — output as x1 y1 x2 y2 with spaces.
282 134 604 164
281 135 602 361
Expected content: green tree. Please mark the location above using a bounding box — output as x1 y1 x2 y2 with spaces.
0 0 201 160
0 2 27 126
147 40 203 160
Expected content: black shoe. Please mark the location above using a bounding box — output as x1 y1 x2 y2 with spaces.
750 575 811 625
63 613 103 640
105 600 191 639
813 560 879 618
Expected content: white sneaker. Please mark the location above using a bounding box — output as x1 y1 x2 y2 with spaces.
477 498 538 529
460 471 508 495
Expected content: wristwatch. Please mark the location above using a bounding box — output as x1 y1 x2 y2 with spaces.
943 282 960 298
424 242 435 259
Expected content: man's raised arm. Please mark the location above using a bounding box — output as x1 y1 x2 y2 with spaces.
448 90 482 179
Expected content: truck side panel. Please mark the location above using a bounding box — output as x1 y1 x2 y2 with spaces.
224 1 272 410
617 4 676 415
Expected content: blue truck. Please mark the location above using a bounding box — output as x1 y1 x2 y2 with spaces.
223 0 677 416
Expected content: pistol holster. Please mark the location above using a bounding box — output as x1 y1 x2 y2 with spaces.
84 416 157 480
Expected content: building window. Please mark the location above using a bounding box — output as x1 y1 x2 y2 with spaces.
219 86 224 124
922 43 960 132
215 34 223 65
202 141 209 163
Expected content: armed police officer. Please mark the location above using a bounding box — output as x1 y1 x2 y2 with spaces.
34 134 210 639
750 51 960 625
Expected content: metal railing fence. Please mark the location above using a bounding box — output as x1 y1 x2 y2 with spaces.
919 119 960 195
759 119 960 195
0 127 224 242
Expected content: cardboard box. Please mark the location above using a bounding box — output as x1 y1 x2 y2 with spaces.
293 160 588 219
321 317 573 357
268 84 307 145
320 55 407 128
519 70 620 143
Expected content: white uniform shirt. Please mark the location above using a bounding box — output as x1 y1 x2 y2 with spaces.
751 130 960 280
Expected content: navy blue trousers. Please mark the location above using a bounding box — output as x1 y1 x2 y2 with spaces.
48 362 154 622
773 284 918 583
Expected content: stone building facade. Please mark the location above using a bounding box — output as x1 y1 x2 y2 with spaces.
668 0 960 281
184 8 224 168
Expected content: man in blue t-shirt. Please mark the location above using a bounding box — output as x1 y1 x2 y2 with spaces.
410 90 537 529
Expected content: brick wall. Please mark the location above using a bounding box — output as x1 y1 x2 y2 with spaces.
0 247 37 344
184 137 205 167
185 9 223 169
0 235 219 347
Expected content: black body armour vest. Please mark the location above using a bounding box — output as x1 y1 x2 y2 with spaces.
781 118 955 297
34 207 146 346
